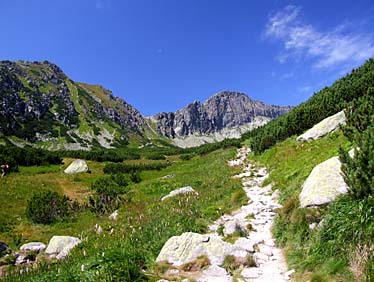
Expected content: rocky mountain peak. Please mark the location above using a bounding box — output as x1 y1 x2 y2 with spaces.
152 90 292 141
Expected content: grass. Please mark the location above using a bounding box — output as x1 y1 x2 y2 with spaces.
249 131 374 281
0 147 246 281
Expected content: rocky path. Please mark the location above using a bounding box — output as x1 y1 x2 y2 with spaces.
212 147 292 281
156 147 293 282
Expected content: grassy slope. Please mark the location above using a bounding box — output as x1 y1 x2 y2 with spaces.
1 148 246 281
251 131 357 281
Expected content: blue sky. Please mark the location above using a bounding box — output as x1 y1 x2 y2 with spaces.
2 0 374 115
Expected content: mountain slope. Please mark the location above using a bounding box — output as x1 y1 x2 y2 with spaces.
151 91 292 147
0 60 150 150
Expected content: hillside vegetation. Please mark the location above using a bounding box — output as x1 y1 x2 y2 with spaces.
243 58 374 154
247 59 374 281
0 148 247 281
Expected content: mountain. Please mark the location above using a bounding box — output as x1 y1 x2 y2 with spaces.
0 60 151 150
0 60 292 150
150 91 292 147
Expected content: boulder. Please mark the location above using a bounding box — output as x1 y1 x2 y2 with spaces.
156 232 247 266
296 111 346 142
162 174 175 179
161 186 198 201
20 242 46 253
64 159 89 174
299 156 349 208
45 236 82 260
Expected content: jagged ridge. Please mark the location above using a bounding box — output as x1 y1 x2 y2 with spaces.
151 91 292 138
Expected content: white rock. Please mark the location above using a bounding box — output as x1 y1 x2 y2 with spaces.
241 267 262 278
297 110 346 142
161 186 198 201
259 245 273 256
156 232 246 266
45 236 82 260
64 159 89 174
299 156 349 208
285 269 295 279
20 242 46 253
109 210 118 221
234 237 255 253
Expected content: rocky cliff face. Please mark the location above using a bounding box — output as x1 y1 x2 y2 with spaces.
152 91 292 139
0 60 149 149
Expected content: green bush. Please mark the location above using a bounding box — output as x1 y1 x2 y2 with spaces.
103 162 169 174
26 190 71 224
89 176 130 215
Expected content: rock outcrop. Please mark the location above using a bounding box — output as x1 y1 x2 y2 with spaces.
64 159 89 174
151 91 292 146
45 236 81 260
297 110 346 142
299 156 349 208
161 186 198 201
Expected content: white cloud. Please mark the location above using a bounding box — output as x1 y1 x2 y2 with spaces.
265 5 374 70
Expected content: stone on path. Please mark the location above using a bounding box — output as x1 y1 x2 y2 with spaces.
161 186 198 201
45 236 82 260
296 110 346 142
299 156 349 208
156 232 247 266
64 159 89 174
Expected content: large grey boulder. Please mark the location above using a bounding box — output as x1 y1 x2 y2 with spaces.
297 111 346 142
299 156 349 208
45 236 81 260
161 186 198 201
20 242 46 253
156 232 247 266
64 159 89 174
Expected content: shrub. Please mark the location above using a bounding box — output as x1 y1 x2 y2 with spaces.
103 162 169 174
89 177 129 215
180 154 194 161
340 125 374 200
26 190 71 224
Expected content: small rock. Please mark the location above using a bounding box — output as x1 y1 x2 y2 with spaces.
234 237 255 252
161 186 198 201
259 245 273 256
109 210 118 221
241 267 262 279
15 254 27 265
309 223 317 230
285 269 295 279
162 174 175 179
20 242 46 253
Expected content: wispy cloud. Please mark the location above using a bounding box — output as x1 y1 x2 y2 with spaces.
264 5 374 70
